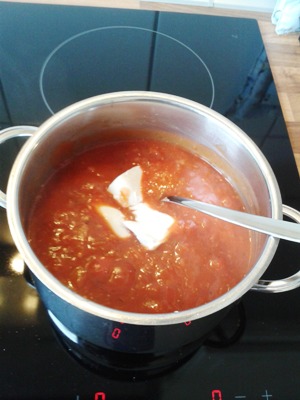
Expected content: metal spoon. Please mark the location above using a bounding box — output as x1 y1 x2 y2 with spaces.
163 196 300 243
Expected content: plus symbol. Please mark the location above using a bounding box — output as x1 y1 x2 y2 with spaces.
261 389 272 399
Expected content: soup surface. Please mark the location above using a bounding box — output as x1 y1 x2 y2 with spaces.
27 137 251 313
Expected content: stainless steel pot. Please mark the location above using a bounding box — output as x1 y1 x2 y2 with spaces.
1 91 300 374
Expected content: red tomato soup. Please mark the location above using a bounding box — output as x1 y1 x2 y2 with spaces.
27 138 251 314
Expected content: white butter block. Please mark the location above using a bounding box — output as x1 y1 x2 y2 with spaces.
108 165 143 208
97 205 131 239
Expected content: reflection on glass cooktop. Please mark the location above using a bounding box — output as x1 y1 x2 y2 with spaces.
1 2 300 399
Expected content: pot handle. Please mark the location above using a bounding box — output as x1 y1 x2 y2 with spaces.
0 126 37 209
251 204 300 293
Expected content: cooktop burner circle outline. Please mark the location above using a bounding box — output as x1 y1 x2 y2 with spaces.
39 25 215 115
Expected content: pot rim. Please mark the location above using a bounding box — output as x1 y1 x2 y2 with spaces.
6 91 281 326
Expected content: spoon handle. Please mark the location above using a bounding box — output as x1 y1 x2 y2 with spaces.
164 196 300 243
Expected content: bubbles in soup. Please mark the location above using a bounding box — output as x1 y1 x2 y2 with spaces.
27 138 251 314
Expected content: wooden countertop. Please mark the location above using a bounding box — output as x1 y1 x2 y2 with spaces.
257 20 300 174
2 0 300 174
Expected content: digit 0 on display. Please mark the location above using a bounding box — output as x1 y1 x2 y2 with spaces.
111 327 122 339
211 389 222 400
94 392 106 400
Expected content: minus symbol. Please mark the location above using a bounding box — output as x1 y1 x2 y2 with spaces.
235 397 246 399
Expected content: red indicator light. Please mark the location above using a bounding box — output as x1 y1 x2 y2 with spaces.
184 321 192 326
111 327 122 339
211 389 222 400
94 392 106 400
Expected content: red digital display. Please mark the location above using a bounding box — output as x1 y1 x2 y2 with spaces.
111 327 122 339
94 392 106 400
211 389 222 400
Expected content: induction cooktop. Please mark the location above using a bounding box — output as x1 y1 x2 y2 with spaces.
0 3 300 399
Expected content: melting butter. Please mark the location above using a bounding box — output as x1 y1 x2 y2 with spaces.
98 166 175 250
124 203 174 250
97 205 131 239
108 165 143 208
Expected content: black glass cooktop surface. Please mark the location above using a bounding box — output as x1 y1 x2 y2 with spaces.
1 3 300 399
